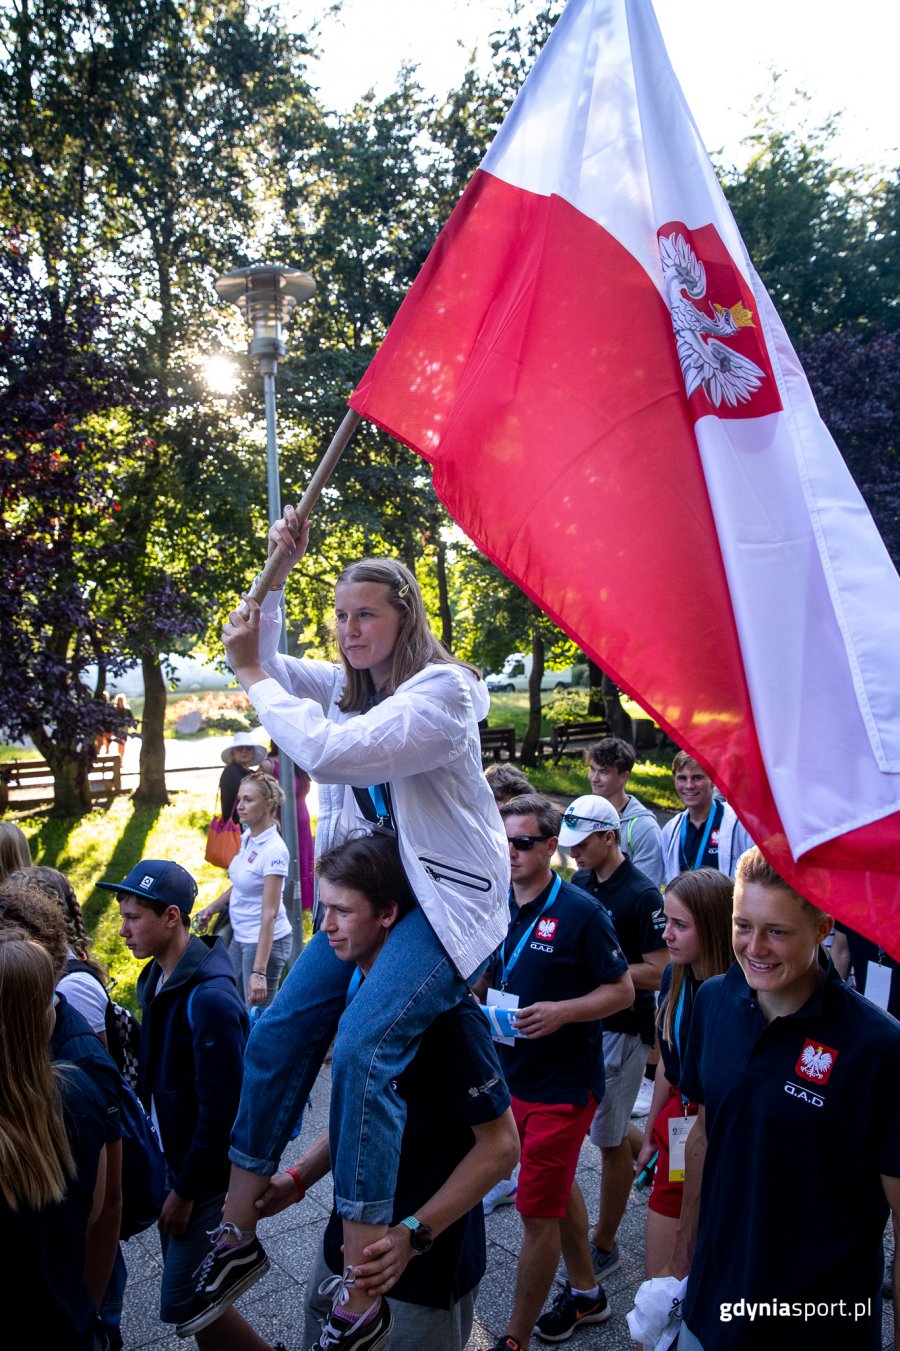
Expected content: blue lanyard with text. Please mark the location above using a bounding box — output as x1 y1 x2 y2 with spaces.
499 875 561 990
680 806 716 871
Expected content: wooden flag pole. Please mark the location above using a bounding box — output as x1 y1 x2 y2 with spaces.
242 408 362 611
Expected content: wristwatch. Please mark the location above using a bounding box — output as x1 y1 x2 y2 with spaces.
399 1215 434 1255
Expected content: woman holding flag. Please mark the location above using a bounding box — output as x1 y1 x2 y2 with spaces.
177 506 509 1351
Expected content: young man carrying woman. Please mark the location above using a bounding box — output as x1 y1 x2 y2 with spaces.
178 508 509 1351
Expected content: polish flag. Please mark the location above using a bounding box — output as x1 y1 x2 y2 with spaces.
350 0 900 954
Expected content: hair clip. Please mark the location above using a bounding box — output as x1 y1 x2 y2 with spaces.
397 581 410 597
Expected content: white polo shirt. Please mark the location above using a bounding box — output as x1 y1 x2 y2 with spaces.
227 824 291 945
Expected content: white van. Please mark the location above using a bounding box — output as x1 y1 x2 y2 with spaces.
485 653 583 693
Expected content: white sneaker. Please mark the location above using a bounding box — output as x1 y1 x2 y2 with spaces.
631 1077 654 1117
483 1166 519 1215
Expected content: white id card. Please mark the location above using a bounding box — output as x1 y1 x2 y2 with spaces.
865 961 892 1012
486 988 520 1046
668 1113 697 1182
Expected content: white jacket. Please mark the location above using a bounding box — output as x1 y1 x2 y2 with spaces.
250 598 509 979
661 801 753 882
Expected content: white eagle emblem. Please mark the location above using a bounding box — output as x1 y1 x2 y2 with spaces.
798 1044 833 1081
536 918 557 941
659 232 766 409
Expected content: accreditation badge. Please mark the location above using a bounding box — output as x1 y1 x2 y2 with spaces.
668 1112 697 1182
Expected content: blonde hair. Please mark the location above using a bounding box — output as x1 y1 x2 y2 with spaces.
334 558 480 712
734 846 829 925
243 770 285 813
0 822 32 883
0 935 74 1208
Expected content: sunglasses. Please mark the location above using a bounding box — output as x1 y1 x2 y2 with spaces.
506 834 551 851
561 812 614 831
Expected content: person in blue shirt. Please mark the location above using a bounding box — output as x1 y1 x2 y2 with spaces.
669 846 900 1351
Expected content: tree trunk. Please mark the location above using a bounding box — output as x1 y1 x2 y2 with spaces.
586 657 606 717
520 618 545 766
601 672 632 740
133 652 169 806
30 727 93 817
434 537 453 651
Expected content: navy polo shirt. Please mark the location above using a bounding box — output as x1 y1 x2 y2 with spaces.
323 997 508 1310
488 873 627 1106
572 858 666 1044
681 961 900 1350
655 963 703 1089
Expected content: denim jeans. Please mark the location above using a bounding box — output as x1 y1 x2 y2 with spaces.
230 905 467 1223
229 933 291 1010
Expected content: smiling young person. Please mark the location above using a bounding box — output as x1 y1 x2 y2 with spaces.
669 847 900 1351
253 833 517 1351
660 752 753 883
179 509 509 1351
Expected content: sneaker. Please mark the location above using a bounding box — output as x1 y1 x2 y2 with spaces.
487 1339 522 1351
534 1281 611 1342
483 1166 520 1215
175 1229 270 1338
310 1268 393 1351
631 1076 655 1117
590 1240 621 1280
310 1299 393 1350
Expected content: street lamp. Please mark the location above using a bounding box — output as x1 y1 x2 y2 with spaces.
216 263 316 963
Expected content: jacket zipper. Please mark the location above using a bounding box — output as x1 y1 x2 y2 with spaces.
419 856 492 893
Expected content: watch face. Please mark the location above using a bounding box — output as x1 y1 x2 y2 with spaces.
409 1221 434 1254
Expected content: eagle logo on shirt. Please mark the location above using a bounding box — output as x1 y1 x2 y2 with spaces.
536 917 558 941
795 1039 839 1084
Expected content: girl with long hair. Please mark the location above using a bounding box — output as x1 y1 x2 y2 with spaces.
0 934 112 1348
9 865 111 1042
635 867 734 1276
179 510 509 1351
0 820 32 882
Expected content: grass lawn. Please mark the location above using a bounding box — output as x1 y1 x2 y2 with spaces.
488 691 679 809
14 791 242 1013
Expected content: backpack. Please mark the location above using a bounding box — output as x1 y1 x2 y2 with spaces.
62 959 167 1238
63 958 141 1088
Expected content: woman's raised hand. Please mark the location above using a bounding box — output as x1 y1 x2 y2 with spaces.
267 504 310 572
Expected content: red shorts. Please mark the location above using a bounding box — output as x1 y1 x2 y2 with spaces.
511 1093 597 1219
647 1085 698 1219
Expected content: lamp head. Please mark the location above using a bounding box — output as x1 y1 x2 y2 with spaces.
215 264 316 363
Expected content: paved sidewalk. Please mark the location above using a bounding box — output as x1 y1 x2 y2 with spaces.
119 1066 895 1350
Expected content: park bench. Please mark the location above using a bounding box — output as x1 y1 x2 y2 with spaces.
479 726 517 762
541 717 611 763
1 754 123 802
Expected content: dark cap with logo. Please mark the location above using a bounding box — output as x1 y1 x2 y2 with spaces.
97 859 198 914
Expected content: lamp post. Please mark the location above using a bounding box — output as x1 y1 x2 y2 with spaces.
215 263 316 963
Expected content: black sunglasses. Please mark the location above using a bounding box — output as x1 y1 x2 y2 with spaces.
506 834 551 851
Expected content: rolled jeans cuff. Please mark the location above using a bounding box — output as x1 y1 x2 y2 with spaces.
335 1193 396 1226
227 1145 281 1177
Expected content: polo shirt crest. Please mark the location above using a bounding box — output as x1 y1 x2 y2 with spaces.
795 1038 839 1084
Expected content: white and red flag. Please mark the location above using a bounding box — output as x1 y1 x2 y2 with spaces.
349 0 900 953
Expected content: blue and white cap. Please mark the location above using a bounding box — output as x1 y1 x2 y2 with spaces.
97 859 198 914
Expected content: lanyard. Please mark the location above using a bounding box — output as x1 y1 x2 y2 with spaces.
680 805 717 871
346 967 363 1006
500 874 561 990
671 979 695 1112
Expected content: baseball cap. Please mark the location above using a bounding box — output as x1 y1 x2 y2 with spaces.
557 795 621 847
97 860 198 914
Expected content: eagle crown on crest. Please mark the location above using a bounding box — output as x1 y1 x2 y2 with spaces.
659 232 766 409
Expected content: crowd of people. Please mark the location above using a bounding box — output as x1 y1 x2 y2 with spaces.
1 509 898 1351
